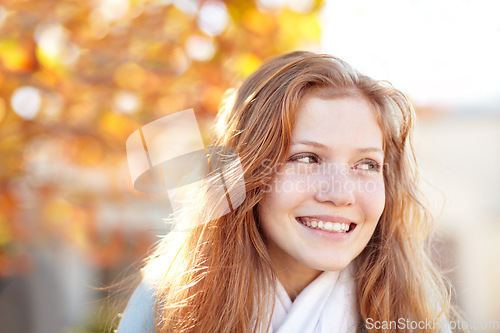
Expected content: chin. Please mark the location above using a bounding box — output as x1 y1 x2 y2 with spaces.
304 255 356 272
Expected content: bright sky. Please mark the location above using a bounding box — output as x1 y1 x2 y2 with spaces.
321 0 500 109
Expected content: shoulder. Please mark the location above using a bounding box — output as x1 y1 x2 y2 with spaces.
117 281 156 333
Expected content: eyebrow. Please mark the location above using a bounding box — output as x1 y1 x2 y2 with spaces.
291 140 384 155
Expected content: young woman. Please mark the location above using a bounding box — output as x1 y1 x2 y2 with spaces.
117 51 462 332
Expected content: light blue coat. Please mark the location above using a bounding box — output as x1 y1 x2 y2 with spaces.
117 282 156 333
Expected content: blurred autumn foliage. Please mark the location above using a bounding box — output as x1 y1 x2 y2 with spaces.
0 0 323 293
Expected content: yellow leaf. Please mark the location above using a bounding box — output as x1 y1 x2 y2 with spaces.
0 39 33 72
234 53 261 78
242 9 275 35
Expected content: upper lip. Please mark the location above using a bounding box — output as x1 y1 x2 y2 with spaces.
297 215 357 224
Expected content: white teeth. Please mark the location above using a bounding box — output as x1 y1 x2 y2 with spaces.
300 218 350 233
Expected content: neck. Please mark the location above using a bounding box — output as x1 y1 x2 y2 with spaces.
267 242 323 301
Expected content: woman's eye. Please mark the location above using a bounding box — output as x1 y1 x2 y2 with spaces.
354 160 381 172
289 154 319 164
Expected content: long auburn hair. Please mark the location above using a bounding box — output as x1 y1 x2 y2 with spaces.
141 51 461 332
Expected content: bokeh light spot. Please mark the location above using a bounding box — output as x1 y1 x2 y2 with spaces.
34 23 80 67
167 47 190 76
96 0 130 22
42 92 63 118
287 0 314 13
258 0 287 11
185 35 216 61
174 0 199 17
99 111 133 140
113 91 141 114
0 40 33 72
88 9 110 39
197 2 229 36
11 86 42 119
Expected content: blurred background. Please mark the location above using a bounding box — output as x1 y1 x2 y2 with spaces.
0 0 498 332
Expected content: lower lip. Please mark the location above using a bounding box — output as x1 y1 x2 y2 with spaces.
295 218 355 241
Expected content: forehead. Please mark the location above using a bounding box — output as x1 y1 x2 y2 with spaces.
300 88 382 122
293 94 383 151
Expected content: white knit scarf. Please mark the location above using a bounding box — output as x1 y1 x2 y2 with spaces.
263 264 359 333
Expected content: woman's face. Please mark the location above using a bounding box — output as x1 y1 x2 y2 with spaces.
258 94 385 275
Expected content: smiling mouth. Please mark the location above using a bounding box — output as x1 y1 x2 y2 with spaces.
296 217 357 233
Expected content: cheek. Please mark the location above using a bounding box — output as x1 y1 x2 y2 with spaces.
358 179 385 222
259 175 299 219
258 173 310 233
268 172 310 203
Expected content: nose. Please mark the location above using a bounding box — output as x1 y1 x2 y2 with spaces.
313 166 355 206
